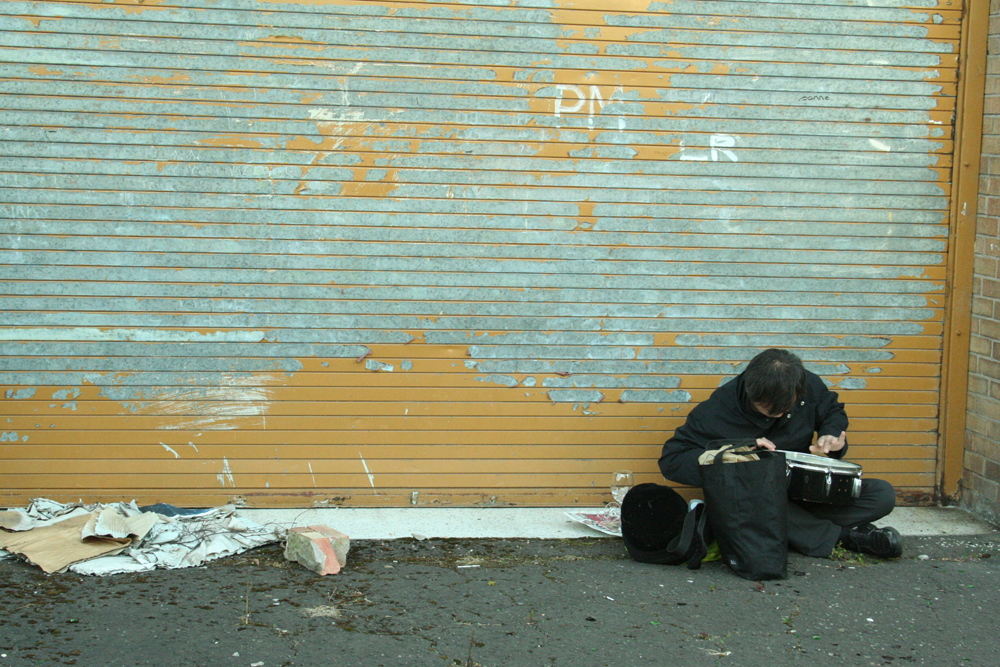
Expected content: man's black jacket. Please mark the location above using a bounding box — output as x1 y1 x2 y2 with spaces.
658 370 849 487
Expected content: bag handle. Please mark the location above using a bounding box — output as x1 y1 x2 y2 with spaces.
707 439 763 466
665 501 711 570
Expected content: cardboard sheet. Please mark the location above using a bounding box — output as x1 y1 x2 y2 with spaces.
0 514 131 573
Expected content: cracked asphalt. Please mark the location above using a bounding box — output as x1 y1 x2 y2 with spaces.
2 534 998 667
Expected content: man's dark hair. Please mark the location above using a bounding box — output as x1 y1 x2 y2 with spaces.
743 348 806 414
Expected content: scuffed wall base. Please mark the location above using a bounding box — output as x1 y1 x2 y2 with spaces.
961 470 1000 528
962 0 1000 528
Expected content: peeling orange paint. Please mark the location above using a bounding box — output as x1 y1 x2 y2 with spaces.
27 65 64 76
21 15 64 28
339 181 399 198
195 136 264 149
218 71 271 81
136 74 193 85
238 36 328 53
76 0 170 15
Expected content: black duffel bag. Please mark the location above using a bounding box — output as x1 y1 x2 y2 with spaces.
700 440 788 580
620 483 711 569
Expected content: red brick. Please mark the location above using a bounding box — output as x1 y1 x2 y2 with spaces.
966 450 987 476
980 316 1000 339
972 333 993 356
965 469 998 496
984 117 1000 135
966 431 1000 460
967 411 992 438
975 255 999 278
969 374 990 398
980 216 1000 237
982 135 1000 155
980 175 1000 194
970 393 1000 421
986 238 1000 259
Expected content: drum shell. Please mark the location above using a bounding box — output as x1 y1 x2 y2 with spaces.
786 465 861 505
782 451 863 506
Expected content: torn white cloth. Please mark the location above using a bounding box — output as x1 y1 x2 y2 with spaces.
0 499 281 575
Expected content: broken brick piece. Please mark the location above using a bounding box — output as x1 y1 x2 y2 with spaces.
284 525 351 576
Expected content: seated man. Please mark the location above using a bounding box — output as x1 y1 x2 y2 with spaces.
658 348 903 559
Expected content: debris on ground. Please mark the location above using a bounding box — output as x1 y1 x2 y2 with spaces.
284 525 351 575
0 498 281 575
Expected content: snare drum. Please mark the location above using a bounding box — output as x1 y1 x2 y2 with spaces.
783 451 862 505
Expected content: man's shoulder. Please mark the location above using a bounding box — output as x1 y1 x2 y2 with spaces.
803 370 834 393
688 375 742 419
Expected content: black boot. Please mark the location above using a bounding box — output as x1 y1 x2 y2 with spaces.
840 523 903 558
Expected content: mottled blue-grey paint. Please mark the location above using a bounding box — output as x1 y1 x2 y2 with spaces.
475 375 520 388
838 378 869 390
4 388 36 399
365 360 394 373
548 390 605 404
0 0 952 455
619 390 693 404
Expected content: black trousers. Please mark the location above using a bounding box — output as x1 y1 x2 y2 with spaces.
787 478 896 557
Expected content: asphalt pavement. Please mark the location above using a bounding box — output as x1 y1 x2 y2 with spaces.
1 508 999 667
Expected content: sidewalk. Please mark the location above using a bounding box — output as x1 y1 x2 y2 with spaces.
2 506 998 667
238 505 998 540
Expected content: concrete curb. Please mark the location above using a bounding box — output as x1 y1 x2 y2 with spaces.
238 506 998 541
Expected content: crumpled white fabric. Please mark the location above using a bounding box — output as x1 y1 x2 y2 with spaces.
0 499 281 575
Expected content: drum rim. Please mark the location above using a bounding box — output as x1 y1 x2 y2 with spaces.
781 450 862 475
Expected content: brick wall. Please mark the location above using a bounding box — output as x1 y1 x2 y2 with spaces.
964 3 1000 524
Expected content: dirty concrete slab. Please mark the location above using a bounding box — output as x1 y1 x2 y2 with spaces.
237 505 995 541
1 534 998 667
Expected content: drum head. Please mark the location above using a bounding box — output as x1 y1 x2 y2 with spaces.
782 450 861 474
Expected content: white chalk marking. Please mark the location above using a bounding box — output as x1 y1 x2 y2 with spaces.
308 462 317 487
161 443 180 459
217 457 235 487
360 453 376 491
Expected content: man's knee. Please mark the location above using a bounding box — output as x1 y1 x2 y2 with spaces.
862 478 896 520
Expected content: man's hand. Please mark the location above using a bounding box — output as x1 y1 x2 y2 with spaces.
755 437 777 451
811 431 847 455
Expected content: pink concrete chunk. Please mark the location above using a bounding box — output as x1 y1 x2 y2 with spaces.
284 525 350 576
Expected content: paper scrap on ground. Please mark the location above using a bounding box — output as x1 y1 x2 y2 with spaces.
0 499 281 575
564 510 622 537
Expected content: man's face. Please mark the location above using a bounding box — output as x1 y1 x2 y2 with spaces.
752 402 785 419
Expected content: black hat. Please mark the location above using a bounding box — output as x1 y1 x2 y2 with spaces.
620 483 709 567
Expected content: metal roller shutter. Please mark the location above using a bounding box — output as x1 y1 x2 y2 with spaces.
0 0 961 506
